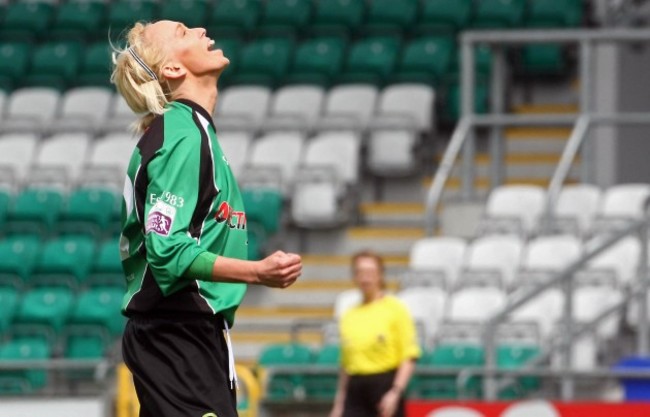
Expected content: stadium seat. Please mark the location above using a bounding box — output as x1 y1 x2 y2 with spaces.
78 42 114 88
362 0 418 36
159 0 209 28
309 0 365 38
477 185 547 237
5 187 65 237
256 0 312 37
58 187 118 238
0 337 50 394
49 1 106 41
338 37 401 86
549 184 602 237
207 0 261 39
213 37 242 86
408 237 467 288
12 287 75 338
23 41 82 91
0 235 41 288
64 334 107 364
229 38 294 87
393 36 455 85
68 287 125 337
518 235 582 285
583 237 640 288
305 344 340 400
262 85 326 132
442 80 490 122
50 87 113 134
0 2 54 42
247 132 306 195
104 0 157 42
496 344 542 399
316 84 379 132
397 287 447 344
88 238 123 288
0 287 19 333
574 284 623 339
521 44 567 76
30 133 92 187
527 0 582 27
0 187 9 227
333 288 362 319
84 133 136 192
31 236 96 288
291 180 342 229
214 85 271 133
0 43 33 91
367 83 435 176
286 37 346 87
302 131 362 187
460 235 523 290
258 343 313 400
511 287 564 337
246 222 266 260
0 133 39 185
593 183 650 232
415 0 472 35
100 95 138 134
472 0 526 28
241 187 283 236
415 343 485 398
447 287 507 322
0 87 60 134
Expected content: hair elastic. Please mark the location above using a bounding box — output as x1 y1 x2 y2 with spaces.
127 47 158 81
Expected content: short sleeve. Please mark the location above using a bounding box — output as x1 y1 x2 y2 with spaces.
394 300 422 361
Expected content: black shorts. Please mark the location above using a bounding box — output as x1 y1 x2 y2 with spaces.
343 370 405 417
122 313 238 417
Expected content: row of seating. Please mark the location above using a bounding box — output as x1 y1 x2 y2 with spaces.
257 341 541 401
0 0 584 44
478 183 650 238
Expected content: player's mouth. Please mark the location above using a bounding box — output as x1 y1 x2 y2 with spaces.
208 39 216 51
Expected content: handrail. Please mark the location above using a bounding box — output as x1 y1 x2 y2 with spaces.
462 28 650 44
482 218 649 400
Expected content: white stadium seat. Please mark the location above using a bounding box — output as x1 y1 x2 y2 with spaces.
316 84 378 132
408 237 467 288
478 185 546 237
583 236 641 287
246 131 305 194
31 133 92 187
447 287 507 322
511 287 564 338
0 133 39 186
397 286 447 344
50 87 113 134
101 93 138 133
333 288 362 319
551 184 602 236
83 133 136 188
461 234 523 289
216 131 253 178
594 183 650 232
214 86 271 133
0 87 60 134
518 235 582 284
263 84 325 132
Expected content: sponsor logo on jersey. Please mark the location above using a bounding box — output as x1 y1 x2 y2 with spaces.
146 200 176 236
215 201 247 230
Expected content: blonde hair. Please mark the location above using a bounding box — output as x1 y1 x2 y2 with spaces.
111 22 171 133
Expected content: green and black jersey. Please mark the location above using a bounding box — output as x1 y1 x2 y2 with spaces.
120 99 247 326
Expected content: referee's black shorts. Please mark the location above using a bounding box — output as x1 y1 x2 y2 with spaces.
344 369 405 417
122 313 238 417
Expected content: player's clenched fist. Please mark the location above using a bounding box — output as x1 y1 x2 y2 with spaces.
256 250 302 288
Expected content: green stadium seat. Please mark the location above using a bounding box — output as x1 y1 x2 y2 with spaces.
31 236 96 288
0 188 10 227
58 187 118 238
159 0 209 28
23 41 82 91
310 0 365 38
0 43 33 92
229 38 293 87
305 344 340 400
497 344 541 399
63 333 107 380
416 0 473 35
0 2 54 42
68 287 125 337
247 222 267 261
338 37 401 86
362 0 418 36
6 187 65 237
414 344 484 399
12 287 75 341
50 1 106 41
0 287 19 334
213 37 243 87
257 0 312 37
258 343 313 400
472 0 526 28
286 37 346 86
443 80 490 123
105 0 158 42
0 235 41 288
393 36 455 85
0 337 50 394
241 188 283 235
78 42 113 88
527 0 582 27
207 0 261 39
521 44 566 75
88 238 123 288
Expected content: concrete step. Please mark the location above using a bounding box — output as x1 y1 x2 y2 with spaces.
342 226 424 255
512 103 578 114
300 253 409 281
359 201 425 226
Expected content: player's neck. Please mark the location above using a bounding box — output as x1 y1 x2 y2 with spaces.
362 289 384 304
173 76 218 116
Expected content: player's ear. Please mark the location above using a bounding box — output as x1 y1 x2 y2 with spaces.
161 60 186 79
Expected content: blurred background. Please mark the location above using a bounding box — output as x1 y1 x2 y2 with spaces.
1 0 650 416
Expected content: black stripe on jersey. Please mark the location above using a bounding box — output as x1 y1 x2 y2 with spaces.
134 116 165 231
188 110 219 239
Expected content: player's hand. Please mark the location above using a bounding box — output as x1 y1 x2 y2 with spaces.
377 387 400 417
255 250 302 288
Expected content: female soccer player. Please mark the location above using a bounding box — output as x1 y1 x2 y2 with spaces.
330 251 420 417
112 20 302 417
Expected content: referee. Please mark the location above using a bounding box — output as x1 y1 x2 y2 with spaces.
112 20 302 417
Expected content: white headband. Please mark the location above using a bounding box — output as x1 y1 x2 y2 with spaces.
128 47 158 81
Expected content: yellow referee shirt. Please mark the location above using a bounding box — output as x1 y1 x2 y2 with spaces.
340 295 421 375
